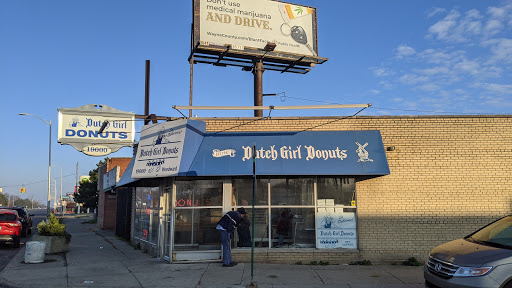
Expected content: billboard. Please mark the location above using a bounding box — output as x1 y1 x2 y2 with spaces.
193 0 321 60
58 104 136 156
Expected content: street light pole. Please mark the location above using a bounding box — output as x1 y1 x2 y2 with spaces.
51 178 57 213
51 165 63 214
19 113 52 218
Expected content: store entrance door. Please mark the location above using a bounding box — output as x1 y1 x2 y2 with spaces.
170 179 229 262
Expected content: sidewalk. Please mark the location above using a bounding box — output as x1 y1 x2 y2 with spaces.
0 215 425 288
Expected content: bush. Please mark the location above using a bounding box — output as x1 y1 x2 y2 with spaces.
349 260 372 265
37 214 72 243
402 257 423 266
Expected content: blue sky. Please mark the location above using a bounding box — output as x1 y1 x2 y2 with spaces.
1 0 511 204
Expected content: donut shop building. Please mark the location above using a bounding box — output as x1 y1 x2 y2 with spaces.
117 115 512 264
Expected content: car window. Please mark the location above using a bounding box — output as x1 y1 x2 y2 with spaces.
471 217 512 247
15 209 26 217
0 213 17 221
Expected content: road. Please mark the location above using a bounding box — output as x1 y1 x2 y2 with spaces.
0 209 45 272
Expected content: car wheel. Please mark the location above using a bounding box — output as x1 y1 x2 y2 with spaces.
503 281 512 288
13 236 20 248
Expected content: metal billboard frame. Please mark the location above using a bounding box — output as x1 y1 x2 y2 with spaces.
191 0 328 71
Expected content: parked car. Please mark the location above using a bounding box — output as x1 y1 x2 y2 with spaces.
1 207 33 237
425 215 512 288
0 209 22 248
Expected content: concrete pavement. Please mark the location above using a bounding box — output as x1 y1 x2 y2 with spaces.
0 215 425 288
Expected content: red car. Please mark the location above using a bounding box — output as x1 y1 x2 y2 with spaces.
0 209 22 248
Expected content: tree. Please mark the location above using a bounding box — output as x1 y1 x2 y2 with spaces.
74 158 108 209
0 192 8 206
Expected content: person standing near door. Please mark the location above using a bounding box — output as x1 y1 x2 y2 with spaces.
216 207 247 267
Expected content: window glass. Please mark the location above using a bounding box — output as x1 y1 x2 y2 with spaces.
471 216 512 247
233 178 268 206
317 177 355 206
175 180 222 207
0 213 16 221
233 208 268 248
134 188 143 239
174 208 223 251
149 187 160 243
270 178 314 206
271 208 315 248
134 187 159 244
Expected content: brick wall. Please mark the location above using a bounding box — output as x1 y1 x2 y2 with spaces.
97 158 132 230
200 115 512 264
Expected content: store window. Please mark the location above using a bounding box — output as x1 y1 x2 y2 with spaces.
232 177 357 249
316 177 357 249
174 180 223 251
317 177 355 206
174 208 223 250
134 187 160 244
270 178 314 206
232 178 268 206
233 208 269 248
175 179 222 207
271 208 315 248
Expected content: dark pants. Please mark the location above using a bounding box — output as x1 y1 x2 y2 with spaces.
237 227 251 247
220 229 232 265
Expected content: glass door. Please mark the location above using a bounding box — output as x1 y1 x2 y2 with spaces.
172 179 224 262
162 187 172 262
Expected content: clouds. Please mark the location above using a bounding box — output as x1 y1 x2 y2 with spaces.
394 44 416 59
482 38 512 64
371 1 512 114
426 3 512 42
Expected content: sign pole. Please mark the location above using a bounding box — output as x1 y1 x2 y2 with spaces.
251 144 256 281
253 61 264 117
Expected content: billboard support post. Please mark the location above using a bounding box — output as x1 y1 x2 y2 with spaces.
253 60 264 117
144 60 150 125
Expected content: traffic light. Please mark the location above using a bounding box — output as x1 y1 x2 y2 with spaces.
20 187 26 193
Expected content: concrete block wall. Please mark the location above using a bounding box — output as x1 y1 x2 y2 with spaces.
201 115 512 264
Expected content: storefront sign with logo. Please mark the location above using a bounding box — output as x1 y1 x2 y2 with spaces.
57 104 135 156
316 208 357 249
188 131 390 176
132 119 206 178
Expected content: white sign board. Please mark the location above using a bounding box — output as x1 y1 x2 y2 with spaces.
132 120 204 179
316 208 357 249
102 166 119 192
57 104 135 156
196 0 318 57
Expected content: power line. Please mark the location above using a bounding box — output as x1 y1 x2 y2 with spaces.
1 173 77 188
272 94 506 115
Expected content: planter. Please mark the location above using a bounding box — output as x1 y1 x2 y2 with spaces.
32 235 70 254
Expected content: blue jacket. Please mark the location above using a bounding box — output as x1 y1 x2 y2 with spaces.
217 211 241 234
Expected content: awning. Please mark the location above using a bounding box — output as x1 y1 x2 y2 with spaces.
116 157 160 188
116 157 137 187
125 119 389 181
187 130 389 176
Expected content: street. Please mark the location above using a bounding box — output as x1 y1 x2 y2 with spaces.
0 209 45 272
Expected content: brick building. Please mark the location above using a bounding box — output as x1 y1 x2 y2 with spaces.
97 157 132 230
117 115 512 264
